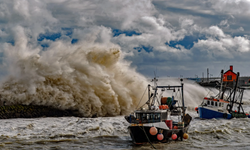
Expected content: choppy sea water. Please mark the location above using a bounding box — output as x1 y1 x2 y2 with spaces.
1 79 250 150
1 109 250 150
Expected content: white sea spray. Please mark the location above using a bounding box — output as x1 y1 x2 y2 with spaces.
0 27 148 117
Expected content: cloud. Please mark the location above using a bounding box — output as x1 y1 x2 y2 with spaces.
191 33 250 63
207 26 225 37
1 0 250 79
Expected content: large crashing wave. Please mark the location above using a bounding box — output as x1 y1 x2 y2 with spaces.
0 27 225 118
0 33 148 117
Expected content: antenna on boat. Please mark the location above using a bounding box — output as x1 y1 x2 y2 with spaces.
152 71 158 90
152 77 158 89
147 71 160 110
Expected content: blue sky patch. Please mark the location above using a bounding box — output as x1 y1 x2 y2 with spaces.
113 29 141 37
41 43 49 49
7 39 15 46
62 28 74 37
134 45 153 53
71 39 78 44
167 35 206 49
38 32 62 41
37 29 78 48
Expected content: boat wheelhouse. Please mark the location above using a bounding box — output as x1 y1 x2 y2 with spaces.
129 109 168 124
198 97 231 119
202 97 229 111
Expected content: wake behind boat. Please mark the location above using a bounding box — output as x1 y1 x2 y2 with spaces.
196 66 250 119
125 78 192 144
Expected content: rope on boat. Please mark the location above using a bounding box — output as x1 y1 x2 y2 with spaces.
136 86 148 110
140 126 156 149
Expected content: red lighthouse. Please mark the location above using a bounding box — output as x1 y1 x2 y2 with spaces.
223 65 237 87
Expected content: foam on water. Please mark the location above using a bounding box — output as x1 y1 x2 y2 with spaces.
0 112 250 149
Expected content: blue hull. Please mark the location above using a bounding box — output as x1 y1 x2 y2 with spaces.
198 107 231 119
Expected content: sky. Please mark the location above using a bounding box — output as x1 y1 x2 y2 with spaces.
1 0 250 79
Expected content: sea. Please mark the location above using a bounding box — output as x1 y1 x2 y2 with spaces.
1 79 250 150
1 110 250 150
1 46 250 149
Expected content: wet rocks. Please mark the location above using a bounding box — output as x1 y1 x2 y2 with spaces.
0 105 80 119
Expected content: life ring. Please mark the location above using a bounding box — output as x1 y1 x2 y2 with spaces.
195 107 199 113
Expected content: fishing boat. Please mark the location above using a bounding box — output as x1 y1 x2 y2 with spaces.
125 78 192 144
196 69 250 119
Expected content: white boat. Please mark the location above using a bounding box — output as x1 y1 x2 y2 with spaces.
197 70 249 119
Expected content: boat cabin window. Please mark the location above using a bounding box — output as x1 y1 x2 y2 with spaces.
152 113 161 120
135 113 161 122
222 103 224 107
219 103 221 107
136 113 141 120
211 101 214 106
215 102 217 107
207 101 210 105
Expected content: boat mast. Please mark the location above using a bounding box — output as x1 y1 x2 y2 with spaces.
151 77 158 109
181 82 185 121
232 72 239 102
231 72 239 109
151 87 158 109
238 87 245 113
219 70 224 99
146 84 151 110
146 77 158 110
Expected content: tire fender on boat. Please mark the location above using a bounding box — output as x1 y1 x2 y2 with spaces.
226 104 232 112
223 113 227 119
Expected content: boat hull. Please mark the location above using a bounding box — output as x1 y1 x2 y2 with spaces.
128 125 188 144
198 106 231 119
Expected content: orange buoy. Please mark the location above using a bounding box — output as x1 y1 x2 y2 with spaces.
172 134 177 140
157 133 164 141
159 105 162 109
246 113 249 116
149 127 158 135
162 105 168 110
195 107 198 111
173 126 178 129
183 133 189 139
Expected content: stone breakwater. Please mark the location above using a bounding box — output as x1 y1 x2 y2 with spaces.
0 105 80 119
